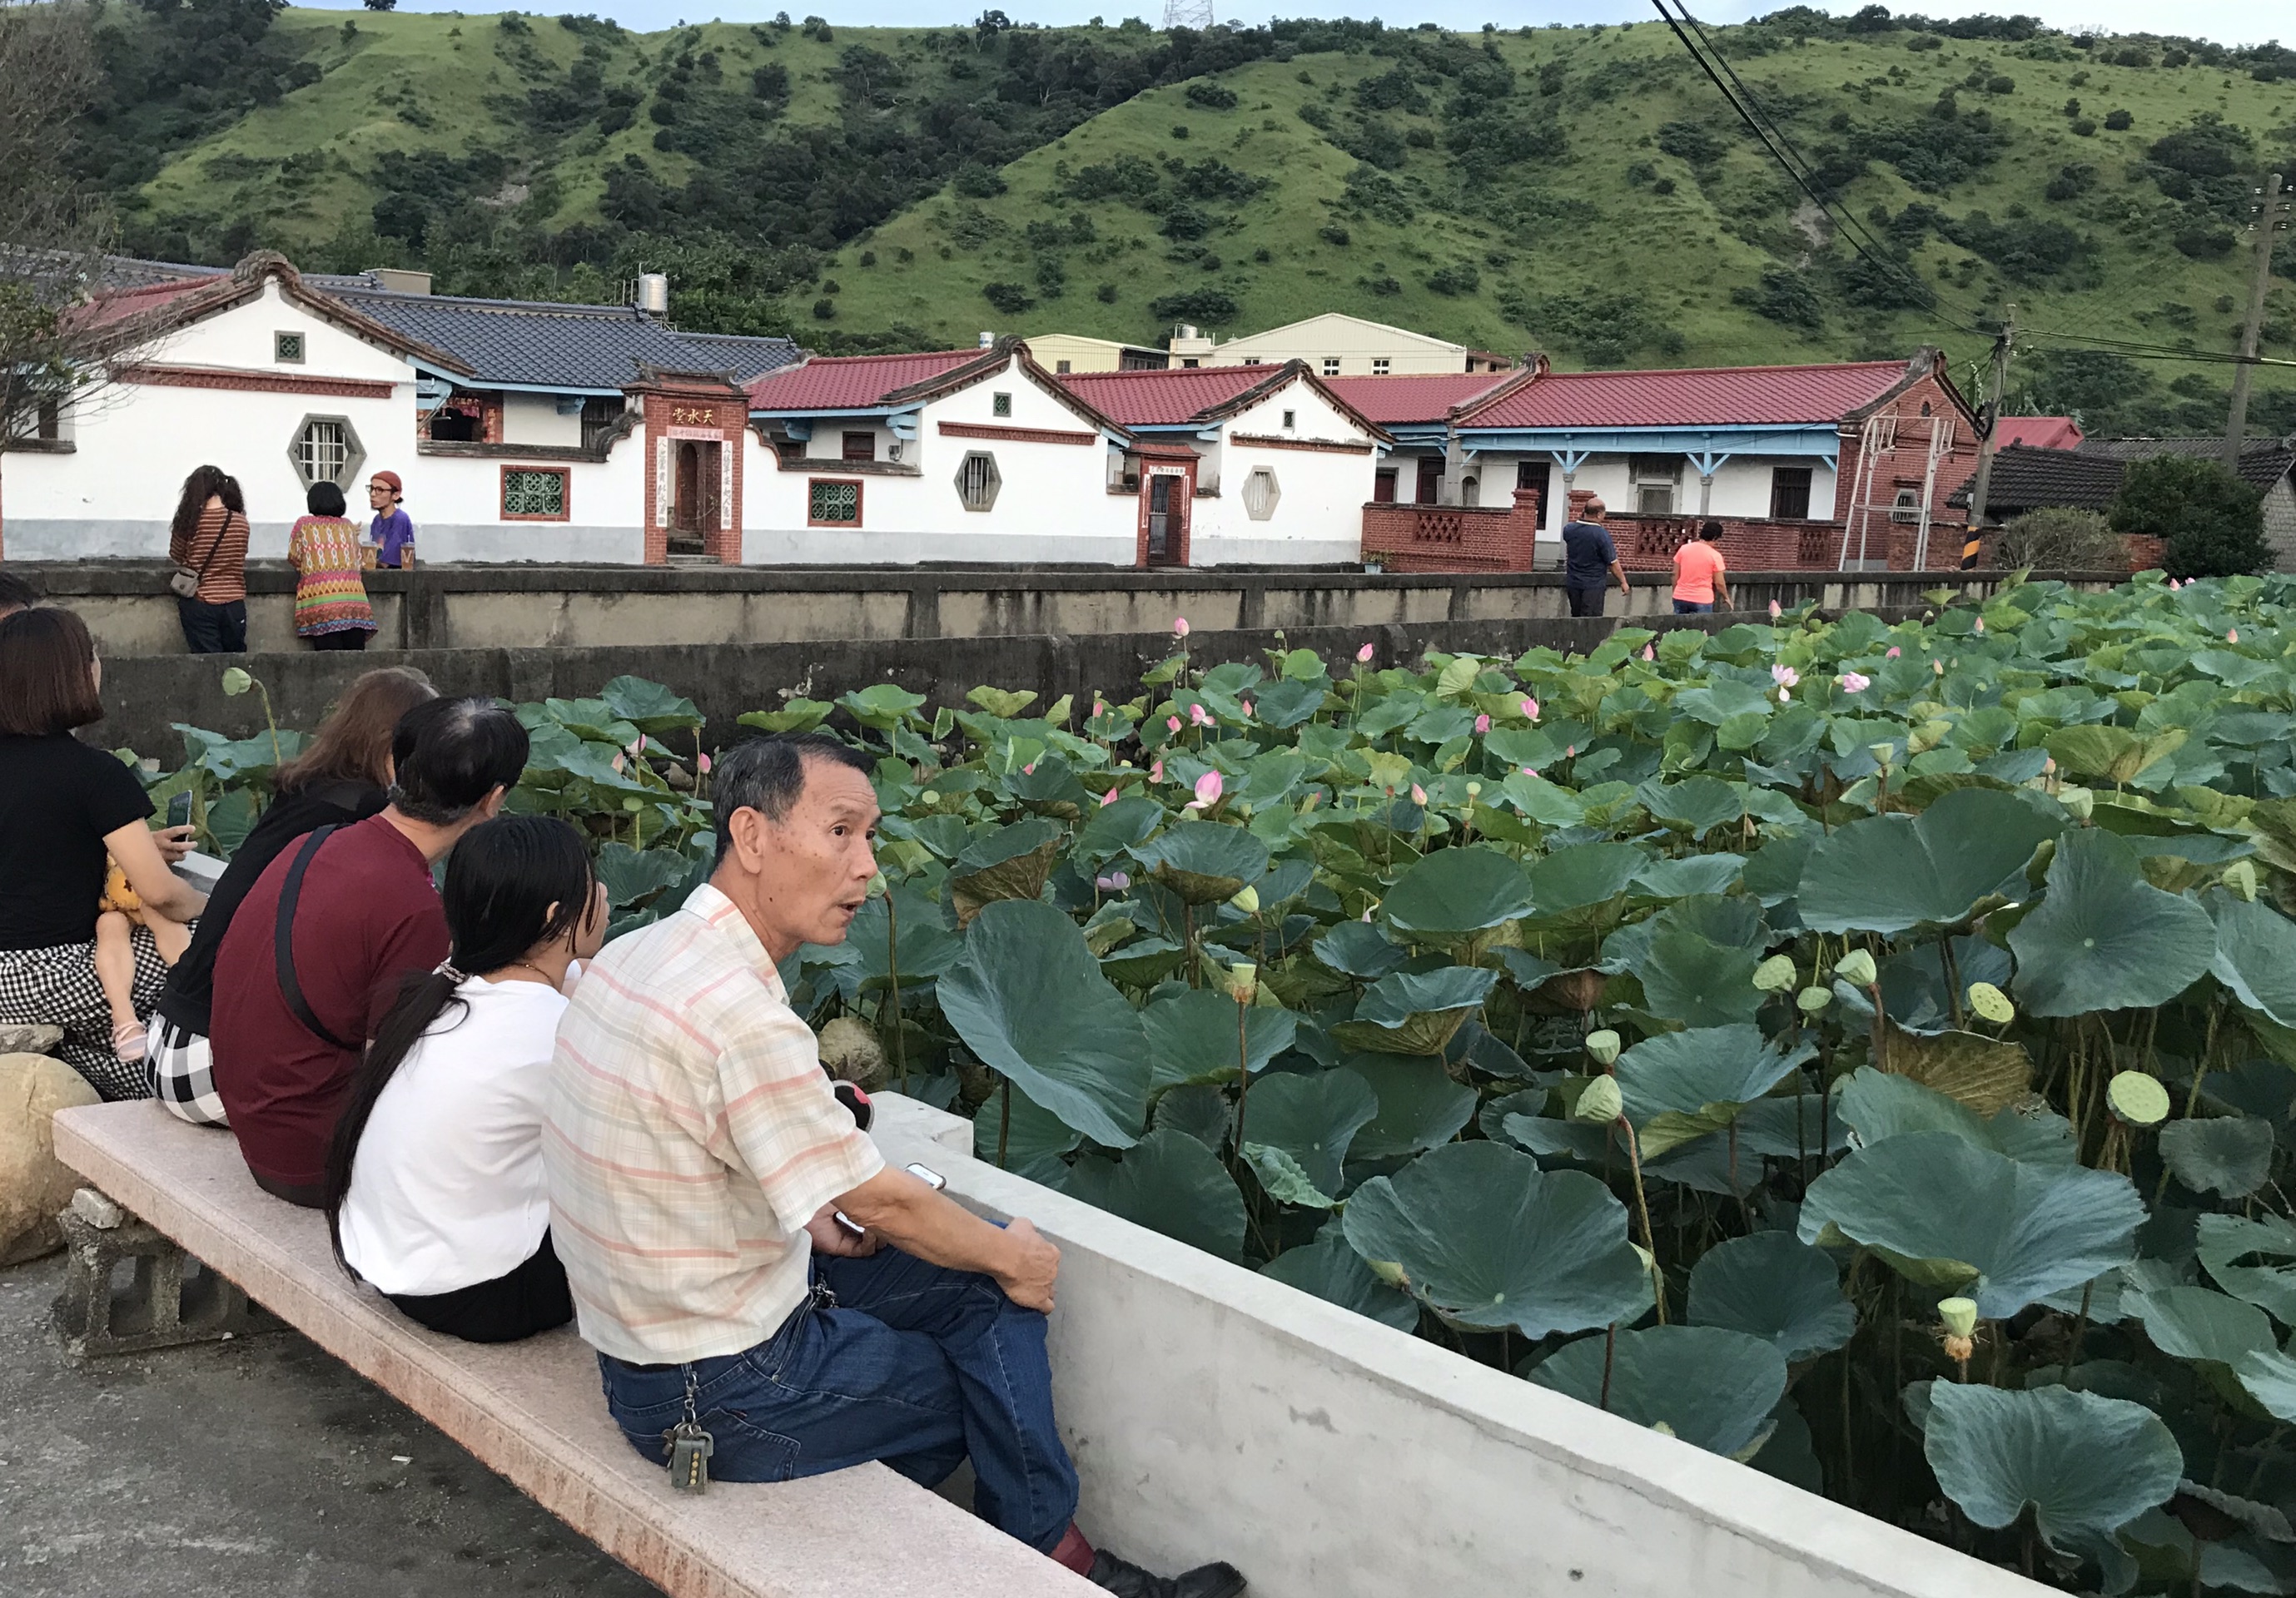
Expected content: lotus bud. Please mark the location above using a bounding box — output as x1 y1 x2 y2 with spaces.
1173 616 1190 638
2107 1071 2169 1127
1650 1421 1677 1438
1521 766 1538 777
1972 618 1985 633
1768 599 1782 619
1474 713 1491 734
866 871 887 897
1797 985 1832 1014
1101 787 1120 806
1886 646 1901 659
1241 700 1255 717
1937 1298 1978 1340
1150 759 1164 782
1933 659 1945 676
2229 628 2239 643
2042 757 2056 776
1411 783 1428 806
1752 954 1797 992
1190 771 1224 809
610 752 626 772
1967 982 2014 1025
697 752 713 775
1166 716 1183 733
1357 642 1376 663
1229 884 1260 915
221 667 252 697
1584 1029 1622 1068
1642 644 1656 662
1522 697 1540 721
1835 949 1877 987
1190 703 1211 727
1574 1074 1623 1124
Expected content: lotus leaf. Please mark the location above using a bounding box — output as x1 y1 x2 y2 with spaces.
1334 965 1498 1055
1635 776 1747 839
1312 921 1410 980
973 1081 1081 1184
1261 1227 1419 1330
1686 1232 1856 1362
2159 1118 2276 1199
1152 1083 1231 1151
2131 1283 2275 1368
1870 1026 2035 1118
1923 1383 2182 1575
1066 1129 1245 1259
594 841 690 911
1379 846 1535 948
1344 1059 1478 1162
948 817 1066 925
1614 1025 1817 1158
937 900 1148 1148
599 674 703 735
1528 1324 1788 1459
1637 928 1766 1029
1529 843 1646 914
1241 1144 1336 1208
2207 890 2296 1030
738 699 834 735
1132 821 1271 905
1836 1069 2075 1164
1342 1142 1651 1337
1797 1131 2144 1318
2235 1350 2296 1423
1630 855 1747 899
1798 787 2060 934
1500 770 1586 826
2197 1214 2296 1326
1239 1069 1379 1197
2009 828 2214 1017
1141 988 1300 1093
837 682 927 732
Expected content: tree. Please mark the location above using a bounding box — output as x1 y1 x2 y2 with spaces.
0 2 181 454
1996 507 2127 571
363 0 397 11
2108 454 2272 578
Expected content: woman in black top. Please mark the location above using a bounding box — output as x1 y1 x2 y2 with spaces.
149 666 435 1125
0 609 206 1099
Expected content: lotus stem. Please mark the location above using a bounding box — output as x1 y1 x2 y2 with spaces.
996 1077 1011 1170
885 891 907 1094
1599 1324 1617 1411
2064 1280 2094 1387
1231 995 1254 1154
2183 1000 2224 1119
1614 1115 1665 1324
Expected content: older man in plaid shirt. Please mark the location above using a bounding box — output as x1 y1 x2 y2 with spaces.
546 734 1244 1598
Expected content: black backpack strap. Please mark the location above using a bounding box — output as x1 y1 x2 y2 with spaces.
275 824 361 1054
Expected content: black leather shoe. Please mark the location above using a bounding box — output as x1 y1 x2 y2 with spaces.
1086 1550 1247 1598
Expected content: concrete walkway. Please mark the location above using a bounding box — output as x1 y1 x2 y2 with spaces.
0 1253 658 1597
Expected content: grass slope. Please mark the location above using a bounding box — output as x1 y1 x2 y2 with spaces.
116 12 2296 425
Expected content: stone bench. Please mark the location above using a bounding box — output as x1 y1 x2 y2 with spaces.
50 1097 1095 1598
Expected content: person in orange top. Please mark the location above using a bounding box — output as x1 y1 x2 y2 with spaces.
1671 520 1733 614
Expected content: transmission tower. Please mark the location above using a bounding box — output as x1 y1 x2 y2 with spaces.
1162 0 1216 31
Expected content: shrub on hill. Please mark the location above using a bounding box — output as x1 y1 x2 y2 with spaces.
2111 454 2272 578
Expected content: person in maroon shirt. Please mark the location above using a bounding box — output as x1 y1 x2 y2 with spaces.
210 697 528 1205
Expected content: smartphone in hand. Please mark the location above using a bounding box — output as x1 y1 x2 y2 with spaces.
165 791 195 829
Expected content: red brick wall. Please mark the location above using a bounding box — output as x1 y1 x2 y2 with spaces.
635 380 748 566
1827 366 1980 568
1609 514 1839 572
1362 488 1542 572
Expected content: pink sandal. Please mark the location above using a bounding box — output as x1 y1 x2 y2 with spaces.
112 1021 148 1064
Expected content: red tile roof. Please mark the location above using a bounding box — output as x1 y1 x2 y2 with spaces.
1324 373 1518 424
1995 415 2085 451
1054 365 1281 426
1460 360 1912 430
746 350 982 411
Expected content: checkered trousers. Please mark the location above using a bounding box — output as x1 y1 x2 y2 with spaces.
0 928 171 1101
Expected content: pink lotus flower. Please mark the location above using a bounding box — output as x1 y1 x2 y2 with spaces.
1642 644 1656 661
1166 716 1183 733
1521 697 1540 721
1096 871 1131 891
1771 663 1800 689
1356 642 1375 663
1520 765 1538 777
629 734 648 755
1972 618 1985 633
1093 697 1107 717
2168 578 2181 590
1150 759 1164 782
2044 757 2057 776
1173 617 1190 638
1886 646 1901 659
1188 771 1224 809
1189 703 1211 727
1474 713 1491 734
1101 787 1120 806
610 753 626 772
2229 628 2240 643
1566 744 1577 758
1241 700 1254 717
697 752 713 775
1933 659 1946 676
1410 784 1428 806
1022 762 1037 775
1768 599 1782 619
1839 672 1871 694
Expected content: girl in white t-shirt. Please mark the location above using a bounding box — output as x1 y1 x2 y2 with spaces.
324 814 605 1342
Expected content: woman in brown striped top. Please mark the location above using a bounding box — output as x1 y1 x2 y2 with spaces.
169 465 251 654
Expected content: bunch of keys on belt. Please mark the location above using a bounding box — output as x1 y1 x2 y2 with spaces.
665 1371 714 1494
835 1163 947 1238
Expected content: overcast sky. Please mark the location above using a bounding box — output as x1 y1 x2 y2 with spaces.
319 2 2286 47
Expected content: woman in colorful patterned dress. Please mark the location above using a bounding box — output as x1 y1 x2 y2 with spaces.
289 481 379 652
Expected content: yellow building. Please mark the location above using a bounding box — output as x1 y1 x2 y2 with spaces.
1021 333 1170 375
1167 312 1514 376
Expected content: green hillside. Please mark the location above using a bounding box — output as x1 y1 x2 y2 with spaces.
77 8 2296 435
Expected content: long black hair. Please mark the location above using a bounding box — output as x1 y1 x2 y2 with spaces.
323 813 595 1271
171 465 245 543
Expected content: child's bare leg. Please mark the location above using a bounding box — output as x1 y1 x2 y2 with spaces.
147 915 191 966
93 911 147 1054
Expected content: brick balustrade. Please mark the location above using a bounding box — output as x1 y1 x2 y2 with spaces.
1361 489 1543 573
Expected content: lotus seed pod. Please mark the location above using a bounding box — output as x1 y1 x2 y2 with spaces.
1226 961 1258 1004
867 871 887 898
1650 1421 1677 1438
1228 884 1260 915
221 667 253 697
1797 985 1833 1014
1364 1257 1409 1288
1966 982 2014 1025
2107 1071 2170 1127
1752 954 1797 992
1938 1298 1978 1340
1584 1028 1622 1067
2060 787 2094 821
1574 1074 1623 1124
1835 949 1877 986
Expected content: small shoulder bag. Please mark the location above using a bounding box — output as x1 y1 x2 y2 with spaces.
169 511 230 600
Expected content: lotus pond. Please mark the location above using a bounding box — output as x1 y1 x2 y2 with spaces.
144 573 2296 1592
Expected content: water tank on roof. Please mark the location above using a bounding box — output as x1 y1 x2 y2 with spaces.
635 273 669 316
979 330 996 348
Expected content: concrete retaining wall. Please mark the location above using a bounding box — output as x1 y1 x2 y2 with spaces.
8 561 2107 658
866 1096 2035 1598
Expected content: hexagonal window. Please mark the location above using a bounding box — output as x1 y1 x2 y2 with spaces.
1242 464 1280 521
954 449 1001 512
287 414 365 489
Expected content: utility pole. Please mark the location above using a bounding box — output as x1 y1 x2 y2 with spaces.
1962 302 2015 568
2226 170 2288 470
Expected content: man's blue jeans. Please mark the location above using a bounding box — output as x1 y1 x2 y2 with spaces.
597 1247 1079 1552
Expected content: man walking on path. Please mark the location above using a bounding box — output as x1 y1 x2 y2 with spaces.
1561 499 1631 618
547 733 1246 1598
365 471 416 569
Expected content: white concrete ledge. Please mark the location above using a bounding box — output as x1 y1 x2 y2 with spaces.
868 1097 2045 1598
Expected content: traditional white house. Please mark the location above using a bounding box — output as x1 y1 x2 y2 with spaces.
1056 361 1392 565
0 253 798 564
1168 312 1516 377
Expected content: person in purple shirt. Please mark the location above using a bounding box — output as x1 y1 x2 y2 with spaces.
365 471 416 569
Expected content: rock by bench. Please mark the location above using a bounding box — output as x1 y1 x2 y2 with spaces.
51 1098 1095 1598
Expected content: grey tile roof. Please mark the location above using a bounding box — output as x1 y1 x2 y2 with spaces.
1948 445 2128 513
319 284 800 391
2078 436 2296 492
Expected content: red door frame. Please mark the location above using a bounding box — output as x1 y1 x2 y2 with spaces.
1134 451 1197 568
